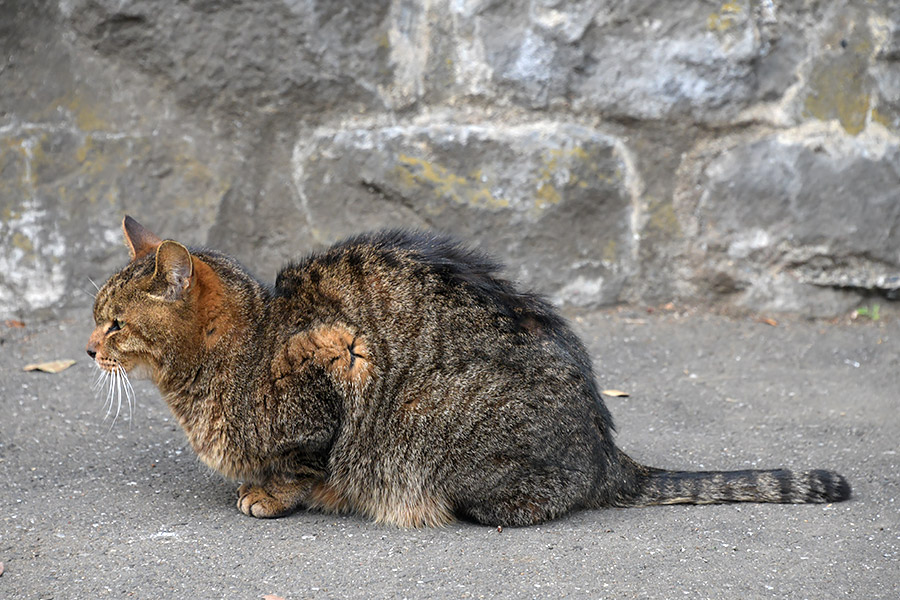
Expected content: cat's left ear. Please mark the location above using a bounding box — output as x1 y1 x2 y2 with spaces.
152 240 194 301
123 215 162 261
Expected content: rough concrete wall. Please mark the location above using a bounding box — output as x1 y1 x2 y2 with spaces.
1 0 898 318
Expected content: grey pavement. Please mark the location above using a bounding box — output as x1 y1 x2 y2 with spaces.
1 306 897 599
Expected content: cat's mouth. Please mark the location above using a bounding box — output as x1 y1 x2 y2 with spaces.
95 357 120 372
89 348 134 374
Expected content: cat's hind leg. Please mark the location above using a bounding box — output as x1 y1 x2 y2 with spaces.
461 495 565 527
459 482 578 527
459 468 588 527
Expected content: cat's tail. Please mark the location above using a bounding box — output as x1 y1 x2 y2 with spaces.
618 462 851 507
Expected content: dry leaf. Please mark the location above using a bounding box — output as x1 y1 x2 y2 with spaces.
759 317 778 327
602 389 630 397
662 302 676 311
262 595 286 600
23 359 76 374
0 561 4 576
4 319 25 328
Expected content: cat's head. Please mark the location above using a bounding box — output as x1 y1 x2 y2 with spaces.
86 216 213 379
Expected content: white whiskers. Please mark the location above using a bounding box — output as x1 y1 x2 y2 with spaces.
92 362 136 430
81 277 101 300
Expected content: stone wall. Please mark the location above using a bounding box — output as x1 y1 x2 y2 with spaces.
2 0 898 318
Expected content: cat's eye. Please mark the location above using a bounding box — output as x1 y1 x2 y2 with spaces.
107 319 123 334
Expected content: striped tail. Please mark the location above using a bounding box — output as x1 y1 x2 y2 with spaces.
624 467 851 506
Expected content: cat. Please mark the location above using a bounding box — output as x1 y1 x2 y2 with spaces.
86 216 850 527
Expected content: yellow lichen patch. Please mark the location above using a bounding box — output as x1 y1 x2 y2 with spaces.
1 136 29 161
391 161 419 190
393 154 510 210
532 144 621 214
601 239 618 264
534 148 568 210
803 57 871 136
11 232 34 253
707 1 744 33
72 103 108 133
400 154 466 194
644 197 682 239
801 12 885 136
75 141 89 164
535 182 561 209
74 136 110 178
35 91 110 132
567 145 591 162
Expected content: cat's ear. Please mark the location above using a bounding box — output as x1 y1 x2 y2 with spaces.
123 215 162 261
152 240 194 301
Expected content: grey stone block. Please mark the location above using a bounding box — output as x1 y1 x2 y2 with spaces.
681 127 900 315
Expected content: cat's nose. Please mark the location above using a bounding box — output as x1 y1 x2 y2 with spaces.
86 348 96 359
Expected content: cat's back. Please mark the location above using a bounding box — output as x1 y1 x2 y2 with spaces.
271 230 601 407
274 230 566 330
273 229 502 299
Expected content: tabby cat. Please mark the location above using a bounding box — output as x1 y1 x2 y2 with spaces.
86 216 850 527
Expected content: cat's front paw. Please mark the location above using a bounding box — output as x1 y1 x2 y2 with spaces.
237 483 292 518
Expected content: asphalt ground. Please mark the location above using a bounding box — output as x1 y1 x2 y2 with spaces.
1 306 897 599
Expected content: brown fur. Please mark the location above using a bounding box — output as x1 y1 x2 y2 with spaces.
282 326 374 388
87 217 851 528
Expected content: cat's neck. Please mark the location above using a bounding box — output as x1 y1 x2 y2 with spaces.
153 252 273 401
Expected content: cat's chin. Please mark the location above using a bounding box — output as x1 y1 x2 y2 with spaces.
128 363 154 381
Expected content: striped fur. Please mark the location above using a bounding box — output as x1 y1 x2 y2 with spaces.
86 217 851 528
623 467 850 507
